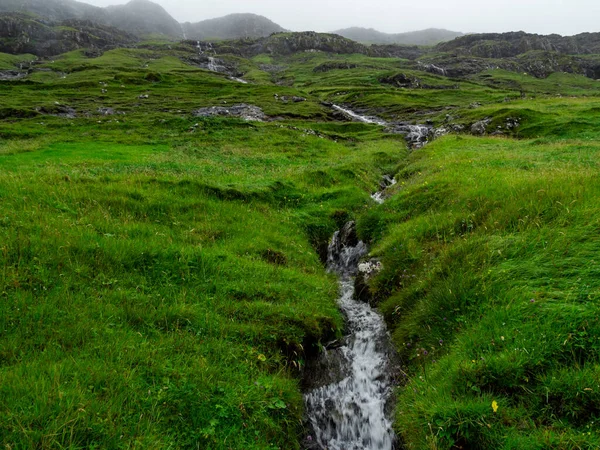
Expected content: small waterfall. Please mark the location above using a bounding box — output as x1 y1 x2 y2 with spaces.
332 105 387 126
207 57 218 73
304 222 395 450
180 24 187 40
330 105 437 149
371 175 397 204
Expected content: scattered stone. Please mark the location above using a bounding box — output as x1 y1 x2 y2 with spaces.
192 104 266 122
505 117 520 129
313 61 358 73
380 73 421 89
355 259 383 303
0 71 27 80
293 96 307 103
37 105 77 119
97 107 115 116
138 94 149 99
386 123 433 148
471 118 491 135
470 102 483 109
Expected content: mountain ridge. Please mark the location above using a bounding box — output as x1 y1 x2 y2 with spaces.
333 26 464 46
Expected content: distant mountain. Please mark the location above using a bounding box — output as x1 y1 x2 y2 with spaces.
105 0 182 38
333 27 464 46
183 13 285 41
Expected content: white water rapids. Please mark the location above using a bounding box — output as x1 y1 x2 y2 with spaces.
304 227 395 450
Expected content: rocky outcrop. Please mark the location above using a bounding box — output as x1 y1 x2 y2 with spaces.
192 104 266 122
0 13 138 57
313 61 359 73
437 31 600 58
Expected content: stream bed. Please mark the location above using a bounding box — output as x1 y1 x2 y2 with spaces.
303 220 396 450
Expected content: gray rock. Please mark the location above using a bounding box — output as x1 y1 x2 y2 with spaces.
471 118 491 135
0 70 27 80
192 103 266 122
355 259 382 303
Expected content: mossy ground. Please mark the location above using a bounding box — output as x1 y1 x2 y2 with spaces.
1 44 600 448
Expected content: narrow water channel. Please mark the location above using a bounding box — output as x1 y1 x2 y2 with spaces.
304 220 396 450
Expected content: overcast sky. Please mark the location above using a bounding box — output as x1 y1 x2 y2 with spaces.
83 0 600 36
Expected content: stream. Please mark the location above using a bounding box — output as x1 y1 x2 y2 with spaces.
304 217 396 449
331 104 438 149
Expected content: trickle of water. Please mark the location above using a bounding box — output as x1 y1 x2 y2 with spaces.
332 105 387 126
371 175 397 204
304 225 395 450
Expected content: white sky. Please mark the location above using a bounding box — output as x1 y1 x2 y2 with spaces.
82 0 600 36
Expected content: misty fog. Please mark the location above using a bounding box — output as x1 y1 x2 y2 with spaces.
82 0 599 36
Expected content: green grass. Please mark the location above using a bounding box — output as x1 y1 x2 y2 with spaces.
2 41 600 449
358 134 600 448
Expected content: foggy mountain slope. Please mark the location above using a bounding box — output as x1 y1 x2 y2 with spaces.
0 0 182 38
183 13 286 40
333 27 463 46
105 0 182 38
0 12 138 56
0 0 107 22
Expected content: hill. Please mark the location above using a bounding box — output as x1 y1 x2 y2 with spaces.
0 12 138 56
183 13 286 41
437 30 600 57
105 0 182 38
334 27 463 46
0 0 182 38
0 0 104 22
2 29 600 449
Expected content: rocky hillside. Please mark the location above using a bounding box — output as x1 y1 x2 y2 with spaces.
204 32 368 58
437 31 600 57
0 13 138 56
0 0 103 22
183 13 285 40
0 0 181 37
334 27 463 46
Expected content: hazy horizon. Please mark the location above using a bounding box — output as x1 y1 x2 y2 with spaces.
80 0 600 36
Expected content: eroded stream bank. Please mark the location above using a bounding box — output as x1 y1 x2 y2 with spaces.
303 221 396 450
302 106 412 449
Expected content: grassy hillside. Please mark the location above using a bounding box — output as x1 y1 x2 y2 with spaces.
358 102 600 448
1 41 600 448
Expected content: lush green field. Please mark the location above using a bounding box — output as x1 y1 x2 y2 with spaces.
1 44 600 448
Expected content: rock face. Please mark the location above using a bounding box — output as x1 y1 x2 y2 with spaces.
471 119 491 135
0 0 182 38
354 259 382 303
192 104 266 122
0 13 138 57
437 31 600 58
183 13 285 40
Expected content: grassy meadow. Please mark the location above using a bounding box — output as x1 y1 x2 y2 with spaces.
1 43 600 448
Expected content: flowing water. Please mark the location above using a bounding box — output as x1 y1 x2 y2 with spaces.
304 225 395 450
331 105 434 148
332 105 387 126
371 175 397 204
